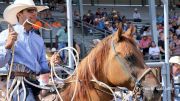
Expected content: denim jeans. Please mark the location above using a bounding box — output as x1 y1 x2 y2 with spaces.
12 87 36 101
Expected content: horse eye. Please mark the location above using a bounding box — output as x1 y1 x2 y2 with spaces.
125 54 137 65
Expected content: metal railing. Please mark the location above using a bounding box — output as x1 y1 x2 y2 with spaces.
73 20 112 38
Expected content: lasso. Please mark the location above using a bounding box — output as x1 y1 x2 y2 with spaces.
50 47 80 101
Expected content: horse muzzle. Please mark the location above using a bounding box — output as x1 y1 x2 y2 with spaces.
142 85 163 101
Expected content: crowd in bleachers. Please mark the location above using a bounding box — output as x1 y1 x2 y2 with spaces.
73 7 180 61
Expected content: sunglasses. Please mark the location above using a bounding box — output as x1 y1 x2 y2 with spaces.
24 8 37 13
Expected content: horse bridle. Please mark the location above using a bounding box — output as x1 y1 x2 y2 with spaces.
111 40 152 100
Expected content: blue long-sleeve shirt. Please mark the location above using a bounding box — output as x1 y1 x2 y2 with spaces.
0 24 50 74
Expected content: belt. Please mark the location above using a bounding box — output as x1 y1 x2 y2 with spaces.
11 71 36 81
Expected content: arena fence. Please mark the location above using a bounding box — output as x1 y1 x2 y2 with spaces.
146 62 172 101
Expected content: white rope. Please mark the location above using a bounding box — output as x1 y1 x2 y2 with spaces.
17 86 20 101
21 78 26 101
50 46 80 101
9 77 21 101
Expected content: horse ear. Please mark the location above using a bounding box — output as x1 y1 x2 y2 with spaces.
125 24 135 38
113 23 123 42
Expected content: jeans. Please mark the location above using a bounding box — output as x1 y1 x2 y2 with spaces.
12 87 36 101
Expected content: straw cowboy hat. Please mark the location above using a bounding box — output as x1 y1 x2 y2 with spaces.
3 0 49 24
169 56 180 65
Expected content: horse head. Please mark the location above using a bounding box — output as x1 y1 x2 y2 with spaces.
100 24 162 100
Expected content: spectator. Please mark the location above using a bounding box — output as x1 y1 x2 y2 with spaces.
74 9 81 27
104 21 113 33
96 8 102 17
175 25 180 37
73 40 81 60
177 16 180 26
158 32 165 59
133 8 142 22
157 23 164 33
96 17 105 31
56 26 68 64
139 33 151 55
143 26 151 36
157 13 164 24
102 8 108 17
170 34 180 55
149 41 160 60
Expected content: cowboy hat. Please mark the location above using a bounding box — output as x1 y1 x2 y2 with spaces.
3 0 49 24
169 56 180 65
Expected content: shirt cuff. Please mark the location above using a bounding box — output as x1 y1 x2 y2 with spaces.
4 46 12 54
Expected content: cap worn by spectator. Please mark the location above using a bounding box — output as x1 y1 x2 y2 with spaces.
93 39 101 45
51 47 57 52
169 56 180 65
134 8 138 11
142 32 149 37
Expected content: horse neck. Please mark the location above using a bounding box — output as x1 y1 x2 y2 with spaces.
60 40 113 101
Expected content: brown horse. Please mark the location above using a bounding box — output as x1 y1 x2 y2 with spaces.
40 25 162 101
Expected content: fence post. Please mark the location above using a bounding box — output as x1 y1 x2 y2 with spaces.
161 63 167 101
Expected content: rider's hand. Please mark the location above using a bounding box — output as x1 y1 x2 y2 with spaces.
5 24 18 49
50 52 62 65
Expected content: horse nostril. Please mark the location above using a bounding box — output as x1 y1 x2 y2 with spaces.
153 86 163 94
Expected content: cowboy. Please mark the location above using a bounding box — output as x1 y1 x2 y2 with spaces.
0 0 60 100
